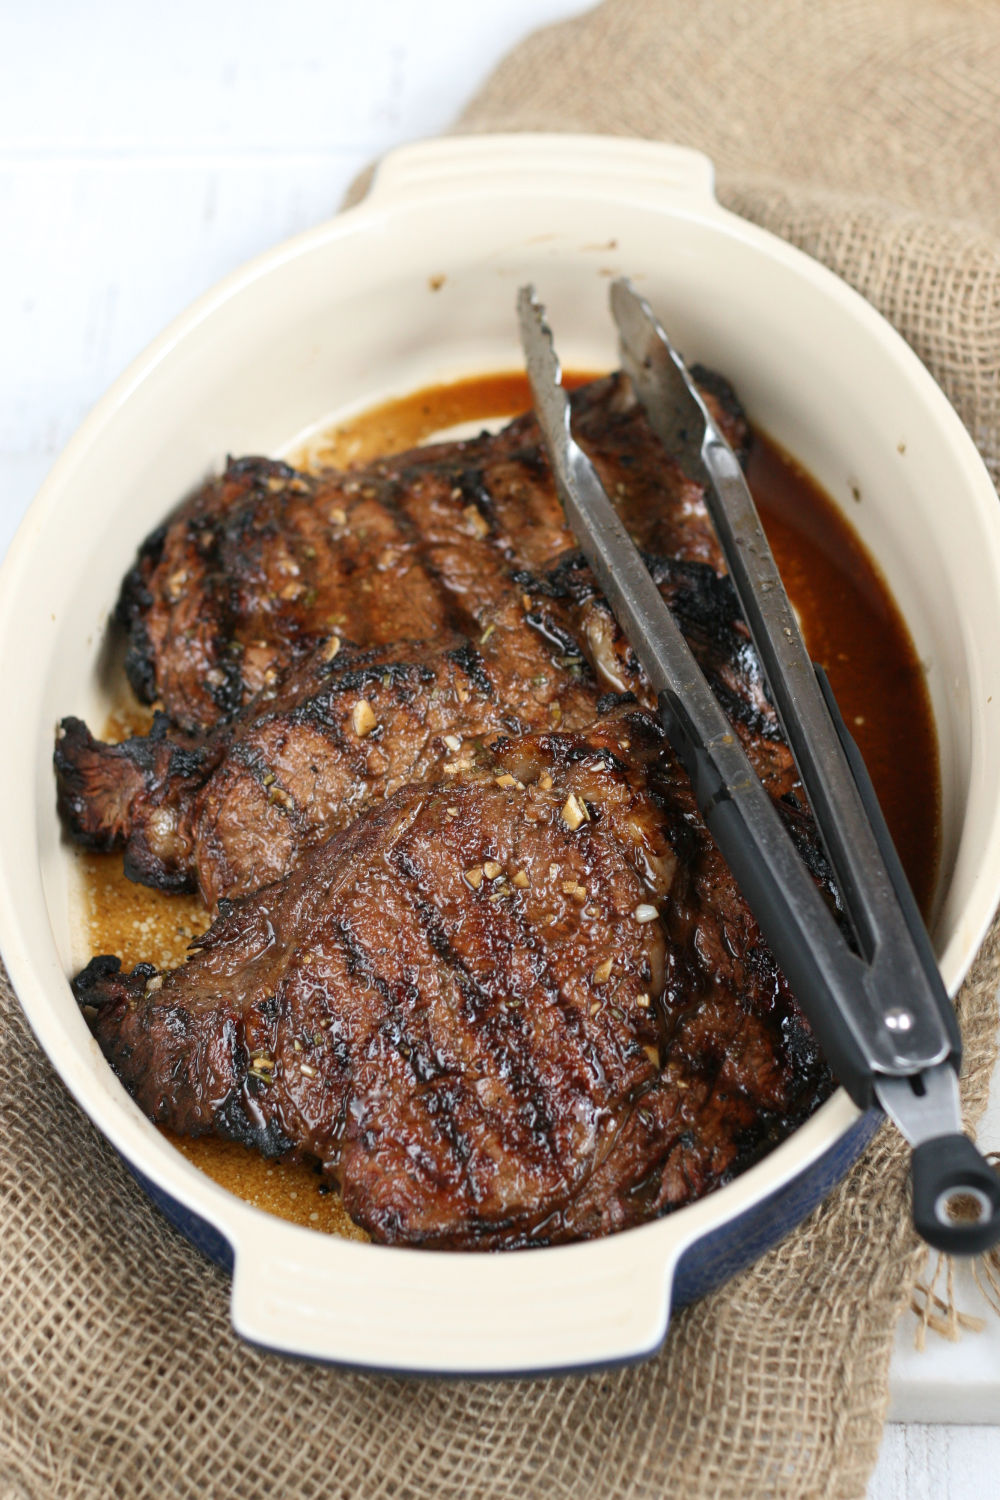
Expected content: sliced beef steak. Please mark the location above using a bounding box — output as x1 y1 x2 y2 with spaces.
57 552 791 907
117 373 745 732
75 718 832 1249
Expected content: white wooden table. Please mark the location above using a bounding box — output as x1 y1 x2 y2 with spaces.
2 3 996 1493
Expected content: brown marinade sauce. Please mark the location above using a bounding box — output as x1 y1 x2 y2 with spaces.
80 371 940 1237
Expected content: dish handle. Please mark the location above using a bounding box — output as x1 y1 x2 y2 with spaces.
361 133 718 214
228 1219 681 1375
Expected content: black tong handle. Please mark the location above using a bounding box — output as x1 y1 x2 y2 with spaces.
818 668 1000 1255
911 1136 1000 1255
613 278 957 1078
813 666 960 1059
654 683 871 1101
661 673 1000 1255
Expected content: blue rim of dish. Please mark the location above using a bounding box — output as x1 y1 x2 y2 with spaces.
123 1103 879 1373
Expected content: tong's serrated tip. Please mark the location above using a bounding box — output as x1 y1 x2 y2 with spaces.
517 283 565 394
517 282 556 349
609 275 649 327
610 276 672 368
609 278 713 471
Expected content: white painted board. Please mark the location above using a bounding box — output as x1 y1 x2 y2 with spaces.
887 1080 1000 1424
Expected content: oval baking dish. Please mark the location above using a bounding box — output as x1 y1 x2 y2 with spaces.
2 134 1000 1376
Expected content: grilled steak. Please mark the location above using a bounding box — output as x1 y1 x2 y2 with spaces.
75 717 832 1249
116 372 745 733
62 365 838 1249
56 551 791 907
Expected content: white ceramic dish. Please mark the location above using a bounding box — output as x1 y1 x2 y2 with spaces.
2 134 1000 1375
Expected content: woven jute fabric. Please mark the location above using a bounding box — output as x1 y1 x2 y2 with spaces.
5 3 1000 1497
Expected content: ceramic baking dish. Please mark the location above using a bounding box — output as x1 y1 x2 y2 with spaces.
2 133 1000 1375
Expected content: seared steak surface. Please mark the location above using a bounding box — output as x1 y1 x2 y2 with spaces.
116 373 743 733
75 720 832 1249
62 368 836 1249
57 551 789 908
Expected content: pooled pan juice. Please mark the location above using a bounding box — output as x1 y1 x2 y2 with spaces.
63 370 939 1246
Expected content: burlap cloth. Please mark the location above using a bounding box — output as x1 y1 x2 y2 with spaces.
4 3 1000 1497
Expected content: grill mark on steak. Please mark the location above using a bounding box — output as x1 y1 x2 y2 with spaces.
358 467 490 643
388 847 501 1018
387 839 609 1142
330 899 486 1192
384 845 600 1180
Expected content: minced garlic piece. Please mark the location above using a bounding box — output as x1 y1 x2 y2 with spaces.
634 903 658 924
561 793 588 830
462 504 490 539
352 699 377 737
464 865 484 890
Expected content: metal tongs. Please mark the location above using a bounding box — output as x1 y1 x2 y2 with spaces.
518 280 1000 1254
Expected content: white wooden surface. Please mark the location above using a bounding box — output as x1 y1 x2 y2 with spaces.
2 3 997 1494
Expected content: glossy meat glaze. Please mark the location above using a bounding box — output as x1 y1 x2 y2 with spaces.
61 371 836 1247
75 716 832 1248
